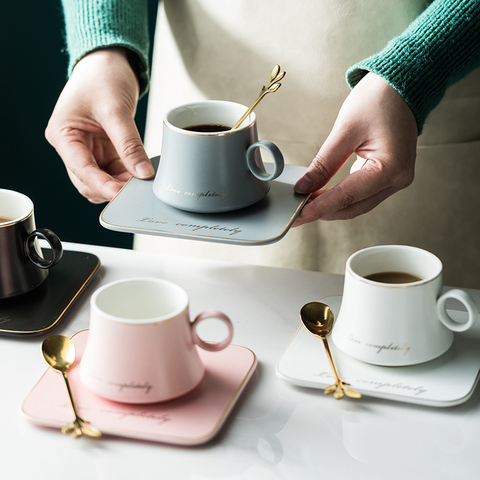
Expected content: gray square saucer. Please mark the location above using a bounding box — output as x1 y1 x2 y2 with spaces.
100 156 309 245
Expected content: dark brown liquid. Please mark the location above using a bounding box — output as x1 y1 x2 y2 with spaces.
184 123 231 133
364 271 424 284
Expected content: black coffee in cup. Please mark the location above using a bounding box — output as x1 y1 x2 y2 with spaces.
334 245 479 366
364 271 424 284
184 123 231 133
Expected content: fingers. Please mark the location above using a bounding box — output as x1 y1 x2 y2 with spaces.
292 73 418 225
50 113 154 203
45 48 155 203
294 184 394 226
294 130 356 195
55 136 125 203
101 111 155 181
293 156 414 225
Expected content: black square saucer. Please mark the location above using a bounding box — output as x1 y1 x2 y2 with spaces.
0 249 100 336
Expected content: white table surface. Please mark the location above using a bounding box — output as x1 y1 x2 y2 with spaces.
2 242 480 479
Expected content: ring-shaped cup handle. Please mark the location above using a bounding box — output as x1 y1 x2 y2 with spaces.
246 140 284 182
191 310 234 352
25 228 63 269
437 289 479 332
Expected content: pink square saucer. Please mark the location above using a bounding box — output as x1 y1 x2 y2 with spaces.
22 330 257 445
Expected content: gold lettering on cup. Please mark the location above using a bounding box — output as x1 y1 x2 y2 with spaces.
167 185 181 194
183 190 228 202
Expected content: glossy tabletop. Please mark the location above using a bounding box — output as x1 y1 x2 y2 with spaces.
2 242 480 479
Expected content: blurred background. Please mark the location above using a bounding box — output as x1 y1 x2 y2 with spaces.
1 1 158 249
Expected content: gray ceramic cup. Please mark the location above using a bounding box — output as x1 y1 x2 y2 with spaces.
0 189 63 299
153 101 284 213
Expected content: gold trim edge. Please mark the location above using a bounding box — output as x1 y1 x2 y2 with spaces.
0 254 101 335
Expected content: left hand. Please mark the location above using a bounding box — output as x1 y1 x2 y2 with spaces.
45 48 154 204
293 72 418 226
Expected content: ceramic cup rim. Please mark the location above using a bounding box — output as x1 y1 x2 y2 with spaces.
0 189 34 227
163 100 256 136
346 245 443 288
90 277 189 325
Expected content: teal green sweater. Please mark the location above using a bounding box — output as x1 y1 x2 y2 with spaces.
347 0 480 133
62 0 150 93
61 0 480 133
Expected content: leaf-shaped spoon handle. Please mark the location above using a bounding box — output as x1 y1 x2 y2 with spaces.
231 65 286 130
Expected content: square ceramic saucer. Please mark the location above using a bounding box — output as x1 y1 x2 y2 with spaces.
276 295 480 407
22 330 257 445
0 250 100 336
100 156 308 245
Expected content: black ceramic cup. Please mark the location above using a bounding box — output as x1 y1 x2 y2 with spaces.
0 189 63 299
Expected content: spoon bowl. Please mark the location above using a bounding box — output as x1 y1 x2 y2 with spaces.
300 301 335 336
42 335 75 372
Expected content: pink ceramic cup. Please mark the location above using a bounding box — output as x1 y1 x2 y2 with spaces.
79 278 234 404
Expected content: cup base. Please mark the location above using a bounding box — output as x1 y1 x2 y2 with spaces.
0 270 48 300
332 336 454 367
79 364 205 404
157 194 267 214
331 312 455 367
154 180 270 214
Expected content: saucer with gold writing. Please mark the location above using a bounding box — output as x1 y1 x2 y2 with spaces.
100 156 308 246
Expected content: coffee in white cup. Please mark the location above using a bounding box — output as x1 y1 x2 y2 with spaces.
332 245 478 366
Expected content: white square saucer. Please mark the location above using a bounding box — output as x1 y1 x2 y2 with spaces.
100 157 309 245
276 295 480 407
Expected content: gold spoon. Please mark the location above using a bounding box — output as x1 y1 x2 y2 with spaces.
231 64 286 130
300 302 361 400
42 335 102 438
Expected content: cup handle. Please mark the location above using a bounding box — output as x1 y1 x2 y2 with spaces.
25 228 63 269
246 140 284 182
437 289 479 332
191 310 234 352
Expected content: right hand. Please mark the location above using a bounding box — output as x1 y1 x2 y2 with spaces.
45 48 154 203
293 72 418 225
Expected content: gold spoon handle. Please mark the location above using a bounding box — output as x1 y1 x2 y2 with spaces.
62 371 81 421
321 337 343 385
231 65 285 130
61 373 102 438
231 91 268 130
321 337 362 400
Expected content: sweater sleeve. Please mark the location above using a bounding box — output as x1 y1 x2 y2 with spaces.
346 0 480 134
61 0 150 96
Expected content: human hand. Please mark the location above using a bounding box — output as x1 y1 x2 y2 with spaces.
293 72 418 226
45 48 154 203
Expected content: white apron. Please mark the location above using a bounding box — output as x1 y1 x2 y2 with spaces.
138 0 480 288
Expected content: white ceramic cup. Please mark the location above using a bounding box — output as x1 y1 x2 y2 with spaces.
79 278 234 403
331 245 478 366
